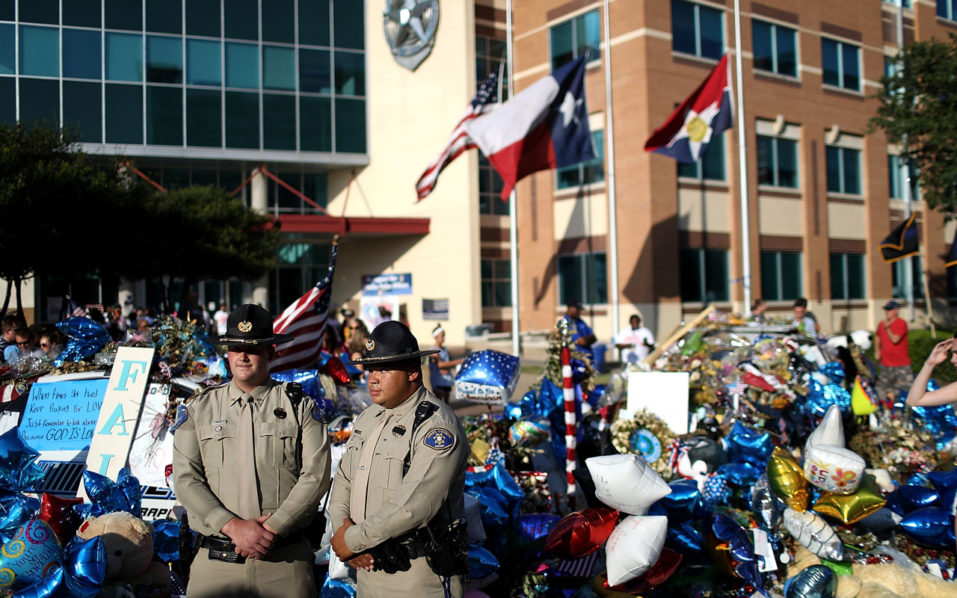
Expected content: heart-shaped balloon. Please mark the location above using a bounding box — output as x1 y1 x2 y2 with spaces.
544 508 619 559
0 519 60 589
38 493 83 545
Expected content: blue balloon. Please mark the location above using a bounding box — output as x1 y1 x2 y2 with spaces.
667 520 704 554
271 368 325 401
0 428 45 493
712 514 761 588
12 564 64 598
468 544 500 579
899 507 956 548
152 520 181 563
62 536 107 598
518 513 559 544
784 564 836 598
726 422 773 468
885 485 939 515
75 468 142 518
818 362 845 384
928 469 957 517
657 479 708 520
320 576 357 598
717 461 762 487
751 475 782 530
0 493 40 542
53 317 112 367
806 378 851 416
465 463 524 506
702 473 732 505
469 487 510 528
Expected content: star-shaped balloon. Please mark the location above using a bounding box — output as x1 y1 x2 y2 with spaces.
75 469 142 519
928 468 957 516
0 428 45 492
0 492 39 542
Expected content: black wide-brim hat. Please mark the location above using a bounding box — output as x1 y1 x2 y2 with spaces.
348 320 439 365
216 304 295 346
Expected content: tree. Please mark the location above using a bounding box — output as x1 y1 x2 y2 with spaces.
870 33 957 211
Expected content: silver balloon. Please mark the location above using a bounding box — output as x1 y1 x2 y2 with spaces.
785 564 836 598
751 474 781 529
783 507 844 561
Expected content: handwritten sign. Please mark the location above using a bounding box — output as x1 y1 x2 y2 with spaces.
19 378 109 454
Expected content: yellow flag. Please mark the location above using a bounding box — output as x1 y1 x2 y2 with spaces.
851 376 877 416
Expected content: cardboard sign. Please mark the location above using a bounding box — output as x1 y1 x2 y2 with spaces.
128 384 174 489
84 347 155 485
624 371 690 435
19 377 109 459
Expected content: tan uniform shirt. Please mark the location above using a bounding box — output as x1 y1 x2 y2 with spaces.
328 386 467 553
173 379 331 538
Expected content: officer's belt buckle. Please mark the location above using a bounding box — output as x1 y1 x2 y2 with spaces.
208 548 246 564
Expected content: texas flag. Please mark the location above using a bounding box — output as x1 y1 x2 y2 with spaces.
644 54 732 163
465 56 595 199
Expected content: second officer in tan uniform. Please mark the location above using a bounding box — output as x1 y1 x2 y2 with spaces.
173 304 331 597
329 321 468 597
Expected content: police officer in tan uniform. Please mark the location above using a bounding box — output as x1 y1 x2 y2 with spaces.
329 321 468 597
173 304 331 597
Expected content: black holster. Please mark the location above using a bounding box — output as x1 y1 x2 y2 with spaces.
423 519 468 577
368 539 412 574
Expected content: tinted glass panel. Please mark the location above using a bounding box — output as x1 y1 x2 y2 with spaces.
225 91 259 148
780 252 802 300
756 135 773 185
64 0 100 28
20 26 58 77
300 95 331 151
842 44 859 90
704 250 728 301
847 254 865 299
106 83 142 143
760 252 777 300
333 0 364 50
299 0 330 46
752 21 772 72
147 36 182 83
825 146 841 193
702 138 725 180
187 39 221 86
63 29 101 79
19 0 56 24
557 255 580 305
106 33 143 81
844 149 861 194
226 42 258 88
300 48 330 93
776 26 796 76
21 79 58 125
225 0 258 40
585 253 607 303
334 51 364 95
821 39 839 86
699 5 723 59
550 21 573 70
147 0 181 34
777 139 798 187
187 0 220 37
580 10 600 62
0 1 9 21
105 0 141 31
263 0 294 43
671 0 695 55
829 254 844 299
187 88 221 146
147 85 182 145
263 94 296 150
0 24 15 74
0 77 13 124
679 249 702 302
335 98 365 153
63 81 101 142
263 46 295 90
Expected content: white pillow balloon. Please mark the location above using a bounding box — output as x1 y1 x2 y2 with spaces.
803 444 865 494
605 515 668 586
805 404 845 454
586 454 672 515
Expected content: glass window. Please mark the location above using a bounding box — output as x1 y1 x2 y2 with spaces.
476 34 509 99
0 1 10 21
299 0 330 47
825 145 861 195
63 81 101 142
19 25 58 77
187 88 221 147
19 0 56 25
106 33 143 82
334 51 364 95
756 134 798 188
888 154 919 200
481 258 512 307
187 0 220 37
821 38 860 91
830 253 865 300
225 0 258 40
187 39 221 86
105 0 141 31
226 43 259 89
0 24 10 75
479 154 508 215
678 136 725 180
679 248 729 302
892 255 923 299
226 91 260 149
557 129 604 189
263 46 295 90
147 0 180 34
300 49 331 93
671 0 724 60
335 98 365 153
18 77 57 124
63 29 101 80
752 19 797 77
263 0 294 43
760 250 802 301
64 0 101 28
147 85 182 145
938 0 956 20
334 0 364 50
302 173 328 208
263 94 296 150
549 9 600 70
300 96 331 151
105 84 142 143
558 253 607 305
0 77 14 124
147 36 182 83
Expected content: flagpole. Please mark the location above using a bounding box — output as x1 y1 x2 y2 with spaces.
733 0 752 314
603 0 620 339
506 0 520 357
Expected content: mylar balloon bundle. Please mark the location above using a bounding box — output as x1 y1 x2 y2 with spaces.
454 350 520 405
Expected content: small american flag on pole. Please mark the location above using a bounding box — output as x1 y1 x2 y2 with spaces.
415 68 501 199
270 237 339 373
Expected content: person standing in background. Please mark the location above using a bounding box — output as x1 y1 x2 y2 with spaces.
875 300 912 403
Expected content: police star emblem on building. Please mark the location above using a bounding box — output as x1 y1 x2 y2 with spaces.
383 0 439 71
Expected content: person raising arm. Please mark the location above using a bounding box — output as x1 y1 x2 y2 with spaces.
906 335 957 407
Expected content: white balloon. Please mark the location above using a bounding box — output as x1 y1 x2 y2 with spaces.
804 444 865 494
783 507 843 561
605 515 668 587
805 404 845 454
586 454 672 515
464 493 487 543
327 550 350 579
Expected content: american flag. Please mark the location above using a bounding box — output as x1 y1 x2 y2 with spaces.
270 239 339 373
415 69 501 199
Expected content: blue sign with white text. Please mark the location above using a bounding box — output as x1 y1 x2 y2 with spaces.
361 273 413 295
20 379 109 452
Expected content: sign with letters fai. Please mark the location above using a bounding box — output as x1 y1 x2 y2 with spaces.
84 347 155 488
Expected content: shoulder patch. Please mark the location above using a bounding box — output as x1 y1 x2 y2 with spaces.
423 428 455 451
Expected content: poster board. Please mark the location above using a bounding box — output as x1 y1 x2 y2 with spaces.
19 375 109 462
624 371 690 435
128 383 174 489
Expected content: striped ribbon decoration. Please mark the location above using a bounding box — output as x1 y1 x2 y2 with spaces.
561 346 577 496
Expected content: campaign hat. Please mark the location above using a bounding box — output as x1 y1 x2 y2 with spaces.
216 304 294 346
348 320 439 365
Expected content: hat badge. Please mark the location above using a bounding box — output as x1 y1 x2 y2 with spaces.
365 338 375 351
237 321 252 333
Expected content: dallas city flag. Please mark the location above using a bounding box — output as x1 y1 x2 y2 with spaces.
644 54 732 163
879 213 919 263
464 55 595 199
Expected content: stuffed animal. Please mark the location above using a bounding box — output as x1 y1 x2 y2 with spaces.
76 511 154 582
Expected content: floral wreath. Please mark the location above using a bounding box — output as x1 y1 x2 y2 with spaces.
610 409 677 479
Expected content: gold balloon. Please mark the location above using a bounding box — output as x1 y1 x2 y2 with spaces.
812 473 886 524
469 438 490 466
767 446 808 511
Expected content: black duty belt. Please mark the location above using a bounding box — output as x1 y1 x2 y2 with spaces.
198 533 306 564
401 539 429 560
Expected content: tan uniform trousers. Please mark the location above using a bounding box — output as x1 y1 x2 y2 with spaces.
186 539 315 598
356 557 462 598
